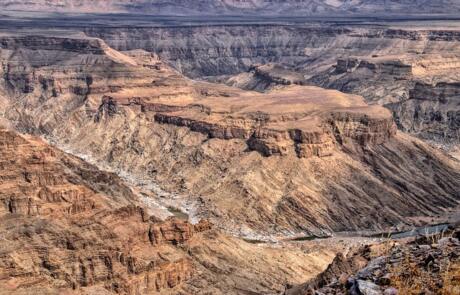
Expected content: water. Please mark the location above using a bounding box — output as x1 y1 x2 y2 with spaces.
288 235 330 242
390 223 450 239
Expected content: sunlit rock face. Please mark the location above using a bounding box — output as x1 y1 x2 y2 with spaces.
99 24 460 144
0 33 459 239
0 8 459 294
0 127 202 294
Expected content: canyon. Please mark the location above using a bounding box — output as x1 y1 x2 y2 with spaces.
0 5 459 295
0 126 341 294
94 22 460 149
2 13 459 150
1 31 459 237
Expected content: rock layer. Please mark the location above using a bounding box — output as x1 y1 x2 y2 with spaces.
79 24 460 145
0 127 329 295
311 55 460 144
0 127 203 294
0 32 459 237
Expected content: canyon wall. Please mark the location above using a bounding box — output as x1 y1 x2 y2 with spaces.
0 33 458 238
311 55 460 144
83 26 460 78
83 25 351 78
0 127 201 294
0 128 338 295
85 24 460 144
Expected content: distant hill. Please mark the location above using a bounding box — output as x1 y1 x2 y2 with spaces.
4 0 460 15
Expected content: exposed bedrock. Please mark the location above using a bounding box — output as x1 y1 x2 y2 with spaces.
310 55 460 144
388 82 460 142
80 24 460 146
0 33 459 236
152 108 396 158
410 82 460 102
83 25 352 77
82 26 460 78
0 127 208 294
334 58 412 77
329 112 397 146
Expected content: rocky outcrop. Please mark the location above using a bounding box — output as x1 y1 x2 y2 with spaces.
0 33 459 238
152 97 396 159
310 55 460 144
329 112 397 146
286 228 460 295
334 58 412 77
154 111 335 158
0 35 106 54
409 81 460 102
385 82 460 143
154 113 253 140
225 63 306 92
0 127 134 217
309 57 415 104
0 127 208 294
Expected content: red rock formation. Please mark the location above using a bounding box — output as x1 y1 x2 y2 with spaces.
0 127 205 294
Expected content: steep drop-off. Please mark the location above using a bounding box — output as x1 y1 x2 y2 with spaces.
85 23 460 145
0 126 199 294
0 33 459 238
310 55 460 145
0 126 341 295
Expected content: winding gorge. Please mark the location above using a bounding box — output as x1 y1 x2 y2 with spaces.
0 3 459 295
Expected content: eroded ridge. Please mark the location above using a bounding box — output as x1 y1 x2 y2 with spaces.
100 85 396 159
0 127 210 294
1 33 459 237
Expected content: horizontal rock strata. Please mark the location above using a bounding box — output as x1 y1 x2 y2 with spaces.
0 33 459 237
0 127 211 294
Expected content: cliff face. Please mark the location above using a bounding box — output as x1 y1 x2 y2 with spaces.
0 127 201 294
80 24 460 145
310 54 460 144
82 26 460 78
0 33 458 239
83 25 350 78
0 127 330 295
387 82 460 143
